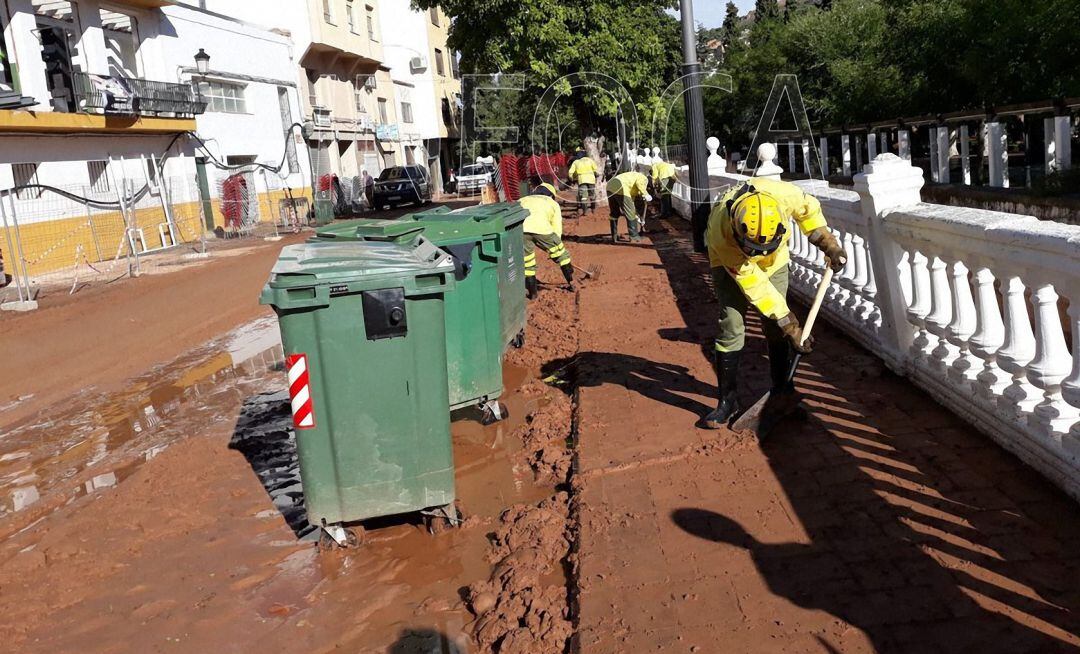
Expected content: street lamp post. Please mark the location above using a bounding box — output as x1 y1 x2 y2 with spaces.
680 0 710 252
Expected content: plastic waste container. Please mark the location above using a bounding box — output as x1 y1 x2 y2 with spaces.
314 204 528 424
260 236 460 546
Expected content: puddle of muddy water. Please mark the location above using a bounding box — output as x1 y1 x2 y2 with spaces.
0 317 284 536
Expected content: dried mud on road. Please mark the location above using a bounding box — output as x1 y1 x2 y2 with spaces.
0 214 585 654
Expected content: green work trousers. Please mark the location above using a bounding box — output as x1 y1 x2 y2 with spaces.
712 264 788 352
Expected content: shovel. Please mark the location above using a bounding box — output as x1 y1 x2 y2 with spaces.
573 263 603 280
731 266 834 437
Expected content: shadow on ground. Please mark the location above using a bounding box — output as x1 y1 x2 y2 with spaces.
651 219 1080 651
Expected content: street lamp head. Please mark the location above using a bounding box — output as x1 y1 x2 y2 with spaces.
194 49 211 75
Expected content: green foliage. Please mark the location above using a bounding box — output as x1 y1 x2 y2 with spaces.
414 0 682 147
703 0 1080 152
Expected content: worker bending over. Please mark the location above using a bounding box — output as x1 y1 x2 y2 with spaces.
650 157 677 218
606 170 651 243
700 177 847 429
519 182 574 299
568 154 599 216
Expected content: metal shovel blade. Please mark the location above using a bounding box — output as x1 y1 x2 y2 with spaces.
574 263 602 280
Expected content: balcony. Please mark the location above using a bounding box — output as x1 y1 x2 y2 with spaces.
72 72 207 118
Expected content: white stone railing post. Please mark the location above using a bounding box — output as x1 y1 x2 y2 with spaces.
987 121 1010 188
801 139 811 176
867 132 878 159
898 129 911 160
842 134 851 176
852 154 925 368
787 141 796 174
959 125 971 185
820 137 830 176
929 127 940 182
936 125 951 184
879 133 888 157
855 135 864 172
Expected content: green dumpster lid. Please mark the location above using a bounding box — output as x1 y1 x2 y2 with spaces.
266 236 454 290
314 203 528 243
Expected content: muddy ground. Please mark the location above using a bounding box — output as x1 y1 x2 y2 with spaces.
0 203 583 654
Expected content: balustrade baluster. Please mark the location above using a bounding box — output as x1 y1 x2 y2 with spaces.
945 261 978 387
907 251 934 361
997 276 1040 419
970 267 1009 401
1062 301 1080 446
1026 284 1078 434
849 233 871 319
925 254 956 370
862 239 881 328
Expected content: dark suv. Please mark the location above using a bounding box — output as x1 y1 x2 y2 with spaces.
372 165 433 210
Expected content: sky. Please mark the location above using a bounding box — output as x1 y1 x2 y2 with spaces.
690 0 756 27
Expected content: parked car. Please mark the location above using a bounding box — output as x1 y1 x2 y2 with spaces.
371 165 433 210
456 163 494 195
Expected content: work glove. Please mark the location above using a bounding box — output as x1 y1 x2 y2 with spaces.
644 194 653 203
777 312 814 354
808 227 847 273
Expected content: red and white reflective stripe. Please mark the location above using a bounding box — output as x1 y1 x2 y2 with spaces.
286 354 316 430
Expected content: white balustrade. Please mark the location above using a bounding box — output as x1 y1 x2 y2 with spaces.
673 143 1080 498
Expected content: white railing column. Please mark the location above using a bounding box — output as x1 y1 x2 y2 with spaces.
970 267 1009 400
925 255 956 370
997 276 1039 417
898 129 911 160
945 261 978 387
936 126 951 184
855 135 864 172
987 121 1010 188
868 133 878 159
1046 114 1073 173
788 141 797 173
1027 284 1078 434
908 252 936 362
929 127 940 182
801 139 811 176
879 132 888 157
960 125 971 185
842 134 851 176
853 154 925 368
819 137 830 177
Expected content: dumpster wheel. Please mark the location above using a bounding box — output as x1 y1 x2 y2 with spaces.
424 500 466 535
318 524 366 551
480 400 509 426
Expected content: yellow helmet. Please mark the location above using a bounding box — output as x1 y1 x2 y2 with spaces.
730 186 786 255
532 182 559 198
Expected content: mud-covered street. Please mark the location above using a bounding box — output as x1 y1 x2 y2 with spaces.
2 201 1079 654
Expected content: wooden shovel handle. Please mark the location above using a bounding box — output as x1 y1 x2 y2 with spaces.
800 266 834 346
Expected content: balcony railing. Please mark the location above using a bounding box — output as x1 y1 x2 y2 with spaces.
73 73 207 118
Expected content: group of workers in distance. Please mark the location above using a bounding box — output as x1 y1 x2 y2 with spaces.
515 147 847 430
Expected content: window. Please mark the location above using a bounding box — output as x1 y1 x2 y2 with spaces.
354 85 365 112
100 9 139 78
322 0 334 23
366 6 376 40
451 52 460 79
401 102 413 123
346 1 357 33
198 80 247 113
434 48 445 76
429 7 440 25
87 160 110 192
13 163 41 199
34 0 81 112
377 97 388 123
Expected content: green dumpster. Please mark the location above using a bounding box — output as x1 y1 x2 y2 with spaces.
259 236 460 545
314 204 528 424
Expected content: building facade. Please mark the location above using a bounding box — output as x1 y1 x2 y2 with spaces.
0 0 305 277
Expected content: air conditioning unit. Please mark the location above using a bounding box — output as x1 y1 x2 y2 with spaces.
363 75 377 90
313 106 331 128
357 114 374 131
409 55 428 72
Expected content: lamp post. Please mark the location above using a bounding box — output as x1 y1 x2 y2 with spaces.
194 49 210 76
680 0 709 253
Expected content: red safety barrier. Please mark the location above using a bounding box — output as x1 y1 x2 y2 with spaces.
499 154 522 201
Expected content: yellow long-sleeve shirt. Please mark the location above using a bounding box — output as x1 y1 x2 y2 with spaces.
569 157 598 185
650 160 677 181
608 171 649 197
519 194 563 237
705 177 828 320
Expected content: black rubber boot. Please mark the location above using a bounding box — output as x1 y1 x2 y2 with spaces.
561 263 575 288
768 340 795 394
526 276 538 300
610 222 618 243
699 350 741 429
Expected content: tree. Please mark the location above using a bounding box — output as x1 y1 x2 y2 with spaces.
754 0 781 21
412 0 682 149
721 2 741 47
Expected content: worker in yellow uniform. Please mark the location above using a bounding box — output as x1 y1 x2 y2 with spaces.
606 170 651 243
568 155 599 216
650 157 678 218
519 182 574 299
699 177 847 429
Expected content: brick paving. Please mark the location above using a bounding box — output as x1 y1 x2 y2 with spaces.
567 213 1080 653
